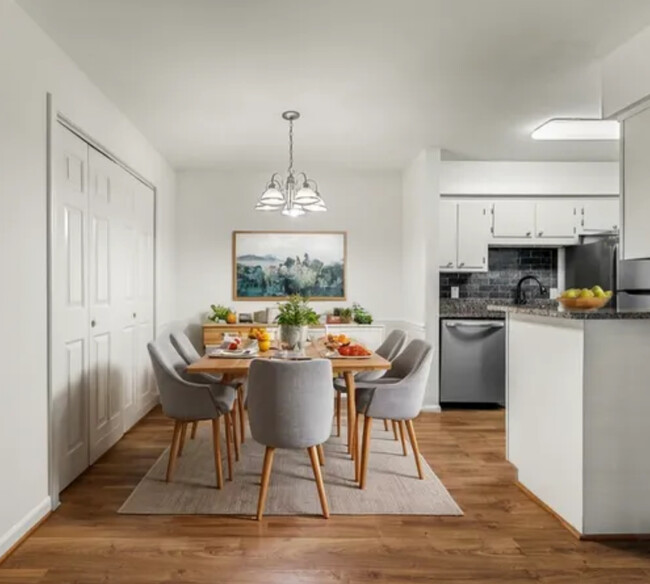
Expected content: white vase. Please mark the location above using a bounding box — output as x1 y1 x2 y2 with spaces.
279 324 308 350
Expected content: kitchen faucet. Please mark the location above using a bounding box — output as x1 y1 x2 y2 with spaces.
515 275 548 305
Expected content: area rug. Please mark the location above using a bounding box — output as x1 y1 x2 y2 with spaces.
119 420 462 517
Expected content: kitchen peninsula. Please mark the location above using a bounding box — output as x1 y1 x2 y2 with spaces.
493 304 650 538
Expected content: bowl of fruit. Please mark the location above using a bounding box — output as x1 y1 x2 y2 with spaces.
558 286 613 310
248 327 272 352
334 344 372 359
324 333 351 351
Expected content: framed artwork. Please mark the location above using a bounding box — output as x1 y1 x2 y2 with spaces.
232 231 347 300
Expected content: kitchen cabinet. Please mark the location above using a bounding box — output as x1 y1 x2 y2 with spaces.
491 201 536 238
580 199 619 234
535 201 577 239
438 200 457 269
623 107 650 259
457 202 489 270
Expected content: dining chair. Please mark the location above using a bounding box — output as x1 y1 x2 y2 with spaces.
353 339 434 489
247 358 334 520
148 336 236 488
333 329 407 437
170 330 245 455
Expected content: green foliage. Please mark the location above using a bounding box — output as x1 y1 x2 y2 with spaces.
339 307 353 323
352 302 373 325
276 295 320 326
209 304 232 322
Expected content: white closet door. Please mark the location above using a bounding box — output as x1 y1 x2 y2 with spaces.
52 124 90 490
134 179 156 419
87 149 124 463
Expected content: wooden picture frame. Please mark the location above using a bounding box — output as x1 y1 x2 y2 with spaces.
232 231 347 301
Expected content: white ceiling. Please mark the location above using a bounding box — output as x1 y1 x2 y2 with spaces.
18 0 650 170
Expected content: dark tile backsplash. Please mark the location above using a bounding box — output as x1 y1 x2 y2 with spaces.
440 248 558 300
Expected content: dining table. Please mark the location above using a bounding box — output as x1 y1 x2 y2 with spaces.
186 339 391 484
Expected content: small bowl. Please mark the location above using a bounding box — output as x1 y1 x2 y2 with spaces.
557 296 611 311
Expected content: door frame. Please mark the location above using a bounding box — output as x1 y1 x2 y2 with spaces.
46 94 158 508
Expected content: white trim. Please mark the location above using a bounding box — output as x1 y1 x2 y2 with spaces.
0 497 51 559
421 404 442 413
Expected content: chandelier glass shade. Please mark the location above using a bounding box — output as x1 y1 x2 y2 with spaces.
255 111 326 215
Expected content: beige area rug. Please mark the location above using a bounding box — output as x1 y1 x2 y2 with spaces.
119 420 462 517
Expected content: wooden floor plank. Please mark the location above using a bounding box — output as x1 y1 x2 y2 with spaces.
2 407 650 583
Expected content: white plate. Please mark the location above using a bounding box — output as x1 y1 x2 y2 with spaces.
207 348 257 359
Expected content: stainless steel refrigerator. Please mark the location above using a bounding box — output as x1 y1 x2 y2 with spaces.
565 237 618 299
618 258 650 309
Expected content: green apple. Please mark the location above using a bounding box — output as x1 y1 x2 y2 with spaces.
580 289 595 298
605 290 613 298
592 285 606 298
563 289 579 299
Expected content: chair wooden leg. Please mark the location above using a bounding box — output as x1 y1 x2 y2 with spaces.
336 392 342 437
237 385 246 443
317 444 325 466
257 446 275 520
360 415 373 489
211 418 224 489
231 408 240 462
383 419 389 432
354 412 362 482
166 420 183 483
190 421 198 439
392 420 399 441
178 422 188 456
405 419 424 479
307 446 330 518
398 420 408 456
224 412 234 481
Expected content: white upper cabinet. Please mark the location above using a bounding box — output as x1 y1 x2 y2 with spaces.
535 201 577 239
457 202 489 270
623 107 650 259
580 199 619 234
492 201 535 238
438 200 457 269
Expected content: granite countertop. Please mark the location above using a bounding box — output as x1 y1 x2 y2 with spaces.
439 299 514 319
488 303 650 320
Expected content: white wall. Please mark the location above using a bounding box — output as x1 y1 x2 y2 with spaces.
175 169 402 329
401 149 441 410
440 161 619 196
0 0 176 558
602 24 650 118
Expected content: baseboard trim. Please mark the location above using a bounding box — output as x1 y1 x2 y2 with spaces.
0 496 51 564
421 405 442 413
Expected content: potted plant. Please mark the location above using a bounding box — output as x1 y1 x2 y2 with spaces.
209 304 232 323
352 302 373 324
276 295 320 349
339 307 353 324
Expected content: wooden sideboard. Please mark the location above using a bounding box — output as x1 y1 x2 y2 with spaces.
202 323 385 350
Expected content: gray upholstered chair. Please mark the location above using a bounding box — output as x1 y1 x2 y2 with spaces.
333 329 408 438
247 359 334 520
170 330 245 452
353 339 434 489
148 336 236 489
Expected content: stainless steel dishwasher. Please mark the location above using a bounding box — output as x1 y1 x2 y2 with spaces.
440 319 506 405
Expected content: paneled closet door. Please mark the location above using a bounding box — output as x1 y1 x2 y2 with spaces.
87 149 124 463
52 124 90 491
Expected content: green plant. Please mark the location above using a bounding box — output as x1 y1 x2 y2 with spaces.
276 295 320 326
209 304 232 322
339 307 353 323
352 302 373 324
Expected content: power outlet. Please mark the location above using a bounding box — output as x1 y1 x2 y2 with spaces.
451 286 460 299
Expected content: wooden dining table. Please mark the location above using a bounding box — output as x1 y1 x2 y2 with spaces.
186 340 391 483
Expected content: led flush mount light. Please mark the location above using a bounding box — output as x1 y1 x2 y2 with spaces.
531 118 620 141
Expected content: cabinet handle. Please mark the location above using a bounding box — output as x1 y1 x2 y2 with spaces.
482 257 486 264
613 225 618 230
133 312 137 319
447 262 453 267
526 231 532 237
459 262 465 267
538 231 543 237
91 320 96 328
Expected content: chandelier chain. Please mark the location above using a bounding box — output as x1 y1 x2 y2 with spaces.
288 119 294 175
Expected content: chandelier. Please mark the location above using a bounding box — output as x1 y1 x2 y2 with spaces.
255 111 326 216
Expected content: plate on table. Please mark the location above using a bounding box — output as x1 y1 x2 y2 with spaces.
324 344 373 359
207 347 257 359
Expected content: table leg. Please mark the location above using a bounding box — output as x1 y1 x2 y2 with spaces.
344 371 359 482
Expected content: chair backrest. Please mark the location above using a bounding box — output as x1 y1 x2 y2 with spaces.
376 329 408 361
147 336 216 421
247 359 334 449
386 338 432 381
170 330 202 365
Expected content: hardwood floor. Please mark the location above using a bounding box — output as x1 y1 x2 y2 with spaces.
2 407 650 583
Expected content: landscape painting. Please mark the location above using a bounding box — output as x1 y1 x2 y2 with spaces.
233 231 346 300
